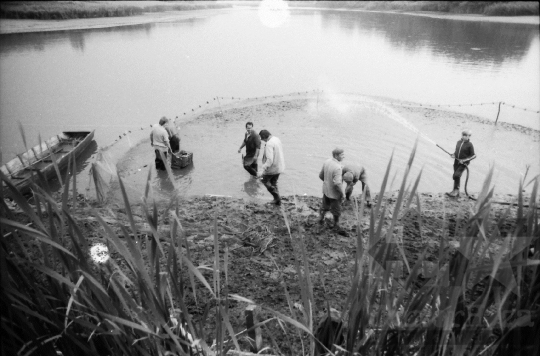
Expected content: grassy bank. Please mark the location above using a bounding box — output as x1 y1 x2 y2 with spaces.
1 138 539 355
286 1 540 16
0 1 232 20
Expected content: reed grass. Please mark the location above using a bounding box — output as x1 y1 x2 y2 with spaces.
0 1 232 20
1 129 538 355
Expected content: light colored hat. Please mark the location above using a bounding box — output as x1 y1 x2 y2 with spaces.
343 172 354 183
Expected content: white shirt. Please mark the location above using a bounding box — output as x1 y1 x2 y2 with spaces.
261 136 285 175
150 124 170 149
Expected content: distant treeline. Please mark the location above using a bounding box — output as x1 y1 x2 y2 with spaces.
290 1 540 16
0 1 231 20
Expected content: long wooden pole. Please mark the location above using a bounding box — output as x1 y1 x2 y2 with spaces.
495 101 502 125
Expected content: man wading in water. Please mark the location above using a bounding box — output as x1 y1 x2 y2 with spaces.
237 122 261 177
446 129 476 198
150 117 172 171
258 129 285 206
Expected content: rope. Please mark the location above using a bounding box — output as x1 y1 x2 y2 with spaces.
500 102 540 113
392 101 540 114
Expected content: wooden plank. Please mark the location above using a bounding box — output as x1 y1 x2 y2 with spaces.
245 305 263 353
17 154 27 167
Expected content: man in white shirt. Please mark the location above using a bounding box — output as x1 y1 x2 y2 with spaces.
150 117 172 170
319 148 346 230
258 129 285 206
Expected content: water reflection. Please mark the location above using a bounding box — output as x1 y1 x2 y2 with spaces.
242 177 262 197
154 162 194 197
0 17 209 54
68 31 86 52
314 10 537 66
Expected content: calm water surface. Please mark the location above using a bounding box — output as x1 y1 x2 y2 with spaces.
1 8 538 198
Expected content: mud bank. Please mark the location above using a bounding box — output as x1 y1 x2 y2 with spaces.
5 188 536 354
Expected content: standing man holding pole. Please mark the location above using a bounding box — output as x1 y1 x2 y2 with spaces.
446 129 476 197
258 129 285 206
238 122 261 177
319 148 346 231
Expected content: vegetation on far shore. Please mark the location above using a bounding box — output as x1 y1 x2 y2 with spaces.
0 1 232 21
285 1 539 17
0 1 538 20
1 136 539 355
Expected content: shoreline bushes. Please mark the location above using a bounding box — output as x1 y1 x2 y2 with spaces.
0 1 232 20
288 1 539 17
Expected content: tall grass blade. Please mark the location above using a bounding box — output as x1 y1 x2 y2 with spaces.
117 174 140 243
182 256 216 298
62 156 71 213
1 173 47 231
64 275 84 328
18 122 28 152
375 150 394 214
72 153 77 209
44 140 63 186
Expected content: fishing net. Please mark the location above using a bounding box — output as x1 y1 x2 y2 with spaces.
89 149 117 204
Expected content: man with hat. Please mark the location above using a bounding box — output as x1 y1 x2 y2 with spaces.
318 148 346 230
342 164 372 208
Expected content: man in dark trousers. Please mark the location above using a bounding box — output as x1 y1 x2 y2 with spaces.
446 129 476 197
342 163 372 207
150 117 172 170
258 129 285 205
237 122 261 177
319 148 346 230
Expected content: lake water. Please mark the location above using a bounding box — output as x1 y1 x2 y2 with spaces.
1 7 539 200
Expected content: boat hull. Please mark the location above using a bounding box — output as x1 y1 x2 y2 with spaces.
1 131 95 196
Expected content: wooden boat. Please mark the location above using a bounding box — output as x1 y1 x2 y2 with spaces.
1 131 95 196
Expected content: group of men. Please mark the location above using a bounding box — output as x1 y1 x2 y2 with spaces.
150 116 181 170
237 122 371 220
151 118 476 232
238 122 476 233
237 122 286 205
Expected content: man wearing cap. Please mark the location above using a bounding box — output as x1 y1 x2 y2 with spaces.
258 129 285 205
446 129 476 198
318 148 346 230
238 122 261 177
342 164 372 208
150 117 172 170
165 116 181 153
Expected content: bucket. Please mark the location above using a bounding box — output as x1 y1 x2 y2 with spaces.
171 151 193 169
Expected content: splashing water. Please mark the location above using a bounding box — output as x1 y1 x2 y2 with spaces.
354 96 437 146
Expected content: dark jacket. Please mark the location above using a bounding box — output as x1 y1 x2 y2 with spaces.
454 140 475 165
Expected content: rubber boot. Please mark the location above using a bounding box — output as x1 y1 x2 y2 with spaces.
318 211 325 224
345 192 351 201
269 193 281 206
332 215 340 230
